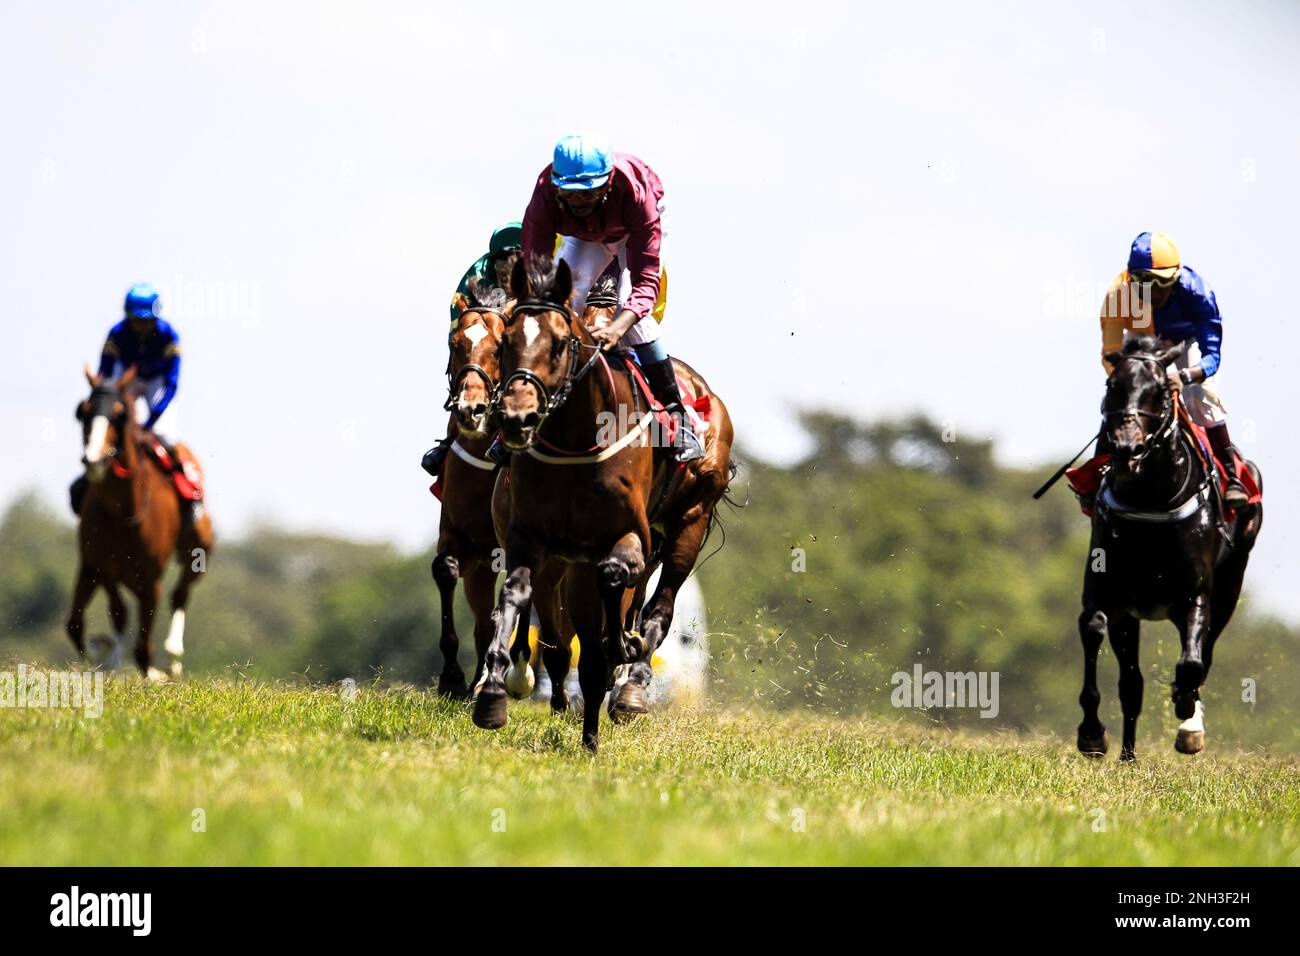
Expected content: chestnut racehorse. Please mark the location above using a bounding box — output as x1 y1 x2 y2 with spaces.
476 255 734 751
67 367 214 678
430 281 527 697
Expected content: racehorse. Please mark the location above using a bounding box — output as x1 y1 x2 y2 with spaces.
476 255 734 751
430 281 527 697
1076 337 1262 760
67 367 214 679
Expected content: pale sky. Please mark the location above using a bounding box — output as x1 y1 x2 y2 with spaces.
3 1 1298 618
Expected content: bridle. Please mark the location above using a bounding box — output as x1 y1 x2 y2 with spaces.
1102 353 1178 464
79 382 152 523
494 299 604 429
443 306 505 412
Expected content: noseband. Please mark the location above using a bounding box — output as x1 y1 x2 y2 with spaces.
1103 353 1177 462
495 300 604 427
443 306 504 412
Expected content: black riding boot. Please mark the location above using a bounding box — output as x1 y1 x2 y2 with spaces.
1206 423 1250 509
421 436 454 476
642 357 704 462
69 475 88 516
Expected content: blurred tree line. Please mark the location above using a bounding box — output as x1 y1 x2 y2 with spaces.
2 412 1295 751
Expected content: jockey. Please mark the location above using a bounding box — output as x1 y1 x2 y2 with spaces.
1099 232 1249 508
69 283 188 516
421 223 522 476
521 132 705 462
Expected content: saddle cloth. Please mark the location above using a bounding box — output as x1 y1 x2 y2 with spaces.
146 439 204 501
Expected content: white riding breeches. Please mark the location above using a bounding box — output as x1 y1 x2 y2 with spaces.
1173 342 1228 427
556 200 667 347
111 368 177 438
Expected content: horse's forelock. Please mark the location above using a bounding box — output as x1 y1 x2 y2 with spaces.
525 255 560 300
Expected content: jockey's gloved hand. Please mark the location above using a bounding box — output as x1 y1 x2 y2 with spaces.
1179 366 1206 386
1167 369 1184 392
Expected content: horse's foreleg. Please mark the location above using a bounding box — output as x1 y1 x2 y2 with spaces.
597 530 646 666
1107 615 1142 761
1174 593 1211 754
460 560 496 700
135 580 162 680
164 560 202 681
431 548 467 697
65 564 98 659
567 566 607 752
472 531 535 730
505 593 535 700
1076 607 1108 757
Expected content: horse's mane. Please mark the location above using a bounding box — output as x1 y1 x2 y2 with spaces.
1122 335 1160 356
525 254 561 300
465 276 508 310
589 273 619 301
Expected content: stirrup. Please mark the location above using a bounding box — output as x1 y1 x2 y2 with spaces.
1223 479 1250 508
673 423 706 462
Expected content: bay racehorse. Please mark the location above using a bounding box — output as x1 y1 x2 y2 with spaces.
430 280 545 697
67 367 214 679
476 255 734 751
1076 337 1262 760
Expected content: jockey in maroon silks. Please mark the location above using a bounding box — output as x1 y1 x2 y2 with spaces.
521 132 704 462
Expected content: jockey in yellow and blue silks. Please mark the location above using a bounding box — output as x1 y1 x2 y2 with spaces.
70 284 186 515
1099 232 1249 507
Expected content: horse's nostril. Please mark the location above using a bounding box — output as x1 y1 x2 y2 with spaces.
472 404 487 416
522 412 539 429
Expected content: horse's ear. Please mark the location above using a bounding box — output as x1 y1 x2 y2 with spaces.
1103 352 1124 368
553 258 573 307
1152 339 1191 368
84 364 100 387
118 365 138 389
510 256 529 300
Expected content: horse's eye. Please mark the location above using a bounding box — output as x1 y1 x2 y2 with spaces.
551 337 568 360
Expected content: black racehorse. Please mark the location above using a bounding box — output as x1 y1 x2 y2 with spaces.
1076 336 1262 761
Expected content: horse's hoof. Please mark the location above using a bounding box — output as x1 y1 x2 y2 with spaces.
169 660 184 682
505 660 536 700
1119 748 1137 763
1077 728 1108 758
1175 700 1205 754
146 666 171 684
472 690 508 730
437 671 469 700
550 692 569 714
609 682 649 723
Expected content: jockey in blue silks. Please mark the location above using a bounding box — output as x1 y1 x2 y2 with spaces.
70 284 187 515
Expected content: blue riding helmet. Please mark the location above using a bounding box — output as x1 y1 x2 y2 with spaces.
550 133 613 191
124 283 161 320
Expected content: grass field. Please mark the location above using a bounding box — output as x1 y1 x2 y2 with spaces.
0 675 1296 866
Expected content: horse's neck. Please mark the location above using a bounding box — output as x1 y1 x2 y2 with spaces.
105 426 150 520
547 360 612 448
1111 436 1193 508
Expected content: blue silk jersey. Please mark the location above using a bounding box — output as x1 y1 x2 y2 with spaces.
97 318 182 425
1100 265 1224 377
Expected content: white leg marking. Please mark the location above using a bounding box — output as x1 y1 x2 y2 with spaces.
505 648 536 699
165 608 186 658
1177 699 1205 734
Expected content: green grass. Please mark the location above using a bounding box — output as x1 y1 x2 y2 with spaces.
0 675 1296 866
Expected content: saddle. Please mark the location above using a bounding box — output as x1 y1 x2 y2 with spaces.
616 353 713 451
145 438 205 502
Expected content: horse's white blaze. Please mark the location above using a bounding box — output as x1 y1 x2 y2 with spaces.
523 316 540 346
1177 699 1205 734
164 608 186 658
84 416 109 464
463 323 489 347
